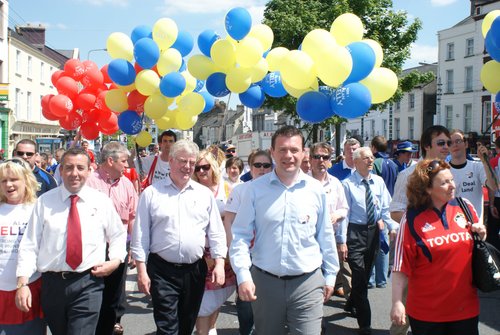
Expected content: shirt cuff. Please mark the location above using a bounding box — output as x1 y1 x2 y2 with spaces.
236 269 253 285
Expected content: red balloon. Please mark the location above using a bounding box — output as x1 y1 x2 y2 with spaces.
127 90 147 113
49 94 73 118
80 121 100 140
56 76 79 100
81 69 104 89
64 59 85 80
81 60 99 74
99 110 118 129
81 108 101 124
100 123 119 135
76 92 96 110
51 70 66 87
134 62 144 74
101 65 112 84
95 91 111 112
59 111 83 130
42 106 60 121
41 94 54 111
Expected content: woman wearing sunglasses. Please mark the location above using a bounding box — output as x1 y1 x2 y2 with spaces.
390 159 486 335
192 150 236 335
0 159 44 334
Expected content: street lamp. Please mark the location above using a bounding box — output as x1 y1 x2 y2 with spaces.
87 48 107 60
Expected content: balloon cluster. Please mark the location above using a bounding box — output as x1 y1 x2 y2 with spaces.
481 10 500 94
41 59 116 140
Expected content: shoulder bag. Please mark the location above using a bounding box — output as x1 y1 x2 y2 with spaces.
140 155 158 190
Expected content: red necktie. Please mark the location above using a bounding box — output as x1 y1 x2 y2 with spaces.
66 195 82 270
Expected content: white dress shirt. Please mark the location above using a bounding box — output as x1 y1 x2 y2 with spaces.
17 185 127 277
131 176 227 264
389 164 416 213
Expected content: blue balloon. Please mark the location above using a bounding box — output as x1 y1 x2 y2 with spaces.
297 91 334 123
160 72 186 98
118 110 143 135
194 80 205 92
206 73 230 97
131 25 152 44
171 30 194 57
330 83 372 119
179 58 187 72
261 72 287 98
486 30 500 62
198 29 221 57
319 86 335 98
225 7 252 41
239 85 265 108
199 91 215 113
107 59 136 86
490 16 500 48
345 42 376 84
134 38 160 69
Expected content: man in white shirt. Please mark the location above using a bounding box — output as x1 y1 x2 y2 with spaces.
16 147 126 335
131 139 227 335
139 130 177 183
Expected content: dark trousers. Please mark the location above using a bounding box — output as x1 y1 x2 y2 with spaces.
236 293 254 335
95 252 128 335
347 223 379 329
147 253 207 335
409 315 479 335
487 198 500 250
41 270 104 335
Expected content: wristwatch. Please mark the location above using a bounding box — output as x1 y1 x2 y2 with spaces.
16 282 28 290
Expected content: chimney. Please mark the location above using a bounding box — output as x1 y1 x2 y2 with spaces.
15 24 46 50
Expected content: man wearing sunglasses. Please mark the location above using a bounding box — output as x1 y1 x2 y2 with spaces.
14 139 57 197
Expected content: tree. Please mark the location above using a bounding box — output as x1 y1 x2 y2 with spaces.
263 0 432 146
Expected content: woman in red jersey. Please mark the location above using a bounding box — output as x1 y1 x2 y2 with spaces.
390 159 486 335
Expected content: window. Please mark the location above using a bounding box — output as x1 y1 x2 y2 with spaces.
27 56 32 78
464 104 472 133
466 38 474 57
370 120 375 137
395 118 400 139
395 100 400 110
27 92 32 120
409 93 415 109
445 105 453 129
15 89 21 117
446 70 454 93
383 119 388 139
484 101 492 134
40 63 45 83
15 50 21 74
446 43 455 60
465 66 473 91
408 117 414 140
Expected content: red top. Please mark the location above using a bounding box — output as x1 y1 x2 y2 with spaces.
123 167 139 183
86 149 95 163
394 198 479 322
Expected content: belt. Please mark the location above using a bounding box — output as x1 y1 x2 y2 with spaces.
45 268 92 280
349 223 377 229
150 253 200 269
253 266 309 280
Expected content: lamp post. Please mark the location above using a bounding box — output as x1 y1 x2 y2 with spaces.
87 48 107 60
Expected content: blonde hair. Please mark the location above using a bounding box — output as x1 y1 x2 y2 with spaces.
192 150 221 186
0 158 38 204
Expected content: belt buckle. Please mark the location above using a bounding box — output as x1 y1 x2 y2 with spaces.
61 271 71 279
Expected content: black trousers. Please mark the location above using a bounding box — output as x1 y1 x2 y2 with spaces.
41 270 104 335
147 253 208 335
409 315 479 335
95 252 128 335
346 223 379 329
487 197 500 250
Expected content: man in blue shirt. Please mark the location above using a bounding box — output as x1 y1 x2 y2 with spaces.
328 138 360 181
230 125 339 334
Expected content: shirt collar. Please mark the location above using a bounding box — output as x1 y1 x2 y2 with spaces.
353 171 373 184
95 167 120 185
164 174 195 192
60 184 93 202
269 169 307 188
342 160 355 171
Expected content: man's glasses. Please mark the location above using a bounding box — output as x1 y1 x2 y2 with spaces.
15 151 35 157
194 164 211 172
312 154 331 161
450 139 464 145
252 162 272 169
435 140 452 147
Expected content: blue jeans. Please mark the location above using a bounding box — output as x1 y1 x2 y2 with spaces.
369 231 389 287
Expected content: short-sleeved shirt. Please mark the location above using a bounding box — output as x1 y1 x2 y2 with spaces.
450 160 487 219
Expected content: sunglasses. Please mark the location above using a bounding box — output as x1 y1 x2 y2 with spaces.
226 149 236 153
426 160 442 174
1 158 26 167
435 139 452 147
15 150 36 157
253 162 272 169
194 164 211 172
312 154 331 161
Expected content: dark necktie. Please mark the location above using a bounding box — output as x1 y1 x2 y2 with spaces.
66 195 82 270
362 179 375 226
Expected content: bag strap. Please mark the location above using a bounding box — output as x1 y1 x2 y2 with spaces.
456 197 480 240
147 155 159 184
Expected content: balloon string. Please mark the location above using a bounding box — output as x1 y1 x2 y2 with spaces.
219 93 232 143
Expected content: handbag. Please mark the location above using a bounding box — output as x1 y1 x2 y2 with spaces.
140 155 158 190
457 197 500 292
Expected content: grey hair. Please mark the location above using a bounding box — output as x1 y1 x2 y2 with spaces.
100 142 130 162
170 139 199 159
352 147 372 160
344 138 361 148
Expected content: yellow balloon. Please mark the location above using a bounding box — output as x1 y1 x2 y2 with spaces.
236 37 263 68
152 18 178 50
282 79 318 98
178 92 205 116
176 113 198 130
187 55 217 80
483 10 500 37
181 71 197 95
315 45 352 88
481 60 500 93
135 131 152 147
226 67 252 93
249 58 269 83
302 29 337 63
248 24 274 51
157 48 182 76
135 70 160 96
116 82 136 93
154 114 174 130
330 13 364 46
362 39 383 68
266 47 289 72
280 50 316 90
360 67 398 103
144 93 169 119
211 39 236 69
105 89 128 113
106 32 134 61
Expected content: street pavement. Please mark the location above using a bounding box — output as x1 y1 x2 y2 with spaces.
122 268 500 334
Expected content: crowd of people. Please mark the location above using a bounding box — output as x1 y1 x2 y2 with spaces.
0 123 498 335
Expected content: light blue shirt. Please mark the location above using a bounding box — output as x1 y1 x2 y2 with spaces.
342 171 398 231
229 170 339 287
